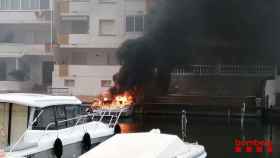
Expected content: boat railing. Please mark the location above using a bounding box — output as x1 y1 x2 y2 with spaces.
43 110 122 130
93 108 124 128
9 131 28 152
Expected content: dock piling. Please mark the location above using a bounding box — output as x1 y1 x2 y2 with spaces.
181 110 188 141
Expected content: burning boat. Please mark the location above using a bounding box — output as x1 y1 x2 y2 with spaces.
91 90 137 117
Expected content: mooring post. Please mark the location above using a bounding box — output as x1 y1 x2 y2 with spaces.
181 110 187 141
241 101 246 130
227 107 231 123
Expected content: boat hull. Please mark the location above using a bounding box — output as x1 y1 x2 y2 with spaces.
7 135 112 158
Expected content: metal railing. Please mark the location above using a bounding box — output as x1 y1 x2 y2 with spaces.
59 0 89 14
47 87 70 96
172 65 275 76
43 109 123 131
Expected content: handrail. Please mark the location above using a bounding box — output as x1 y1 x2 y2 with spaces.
43 108 123 130
38 110 118 143
45 112 98 130
47 87 70 96
172 64 275 76
9 131 27 152
45 122 56 131
113 108 124 128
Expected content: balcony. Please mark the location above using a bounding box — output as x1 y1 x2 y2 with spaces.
0 81 33 93
0 43 53 57
57 34 90 46
0 10 51 24
171 65 275 77
59 0 90 16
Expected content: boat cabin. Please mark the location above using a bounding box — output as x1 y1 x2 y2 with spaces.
0 93 86 149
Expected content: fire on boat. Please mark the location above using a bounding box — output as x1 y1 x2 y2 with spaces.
91 90 137 117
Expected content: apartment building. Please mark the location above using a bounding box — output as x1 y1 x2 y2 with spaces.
0 0 54 93
52 0 153 96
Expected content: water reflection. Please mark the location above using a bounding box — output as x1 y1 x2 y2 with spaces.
119 115 280 158
119 123 139 133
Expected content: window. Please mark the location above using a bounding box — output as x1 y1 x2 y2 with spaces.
55 106 67 129
65 105 80 127
0 0 49 10
0 62 7 81
64 79 75 87
31 0 39 9
126 16 134 32
99 20 116 36
40 0 49 9
135 16 144 32
32 107 55 130
11 0 20 10
126 15 145 32
61 20 89 34
21 0 31 10
32 105 87 130
0 0 7 9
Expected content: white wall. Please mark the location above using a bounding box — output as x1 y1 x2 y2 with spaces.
0 11 49 24
52 65 121 96
69 1 89 15
56 48 116 65
265 80 276 107
71 0 145 48
0 81 33 92
264 75 280 107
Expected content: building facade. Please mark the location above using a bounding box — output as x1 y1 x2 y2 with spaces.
0 0 54 93
265 75 280 108
52 0 151 96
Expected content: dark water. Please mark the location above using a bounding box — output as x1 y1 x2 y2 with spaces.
118 115 280 158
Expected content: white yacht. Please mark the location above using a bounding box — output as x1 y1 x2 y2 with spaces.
0 93 122 158
79 129 207 158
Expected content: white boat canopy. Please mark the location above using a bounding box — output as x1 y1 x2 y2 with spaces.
79 129 207 158
0 93 81 108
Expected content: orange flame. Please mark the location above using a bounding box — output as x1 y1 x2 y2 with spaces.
92 90 135 109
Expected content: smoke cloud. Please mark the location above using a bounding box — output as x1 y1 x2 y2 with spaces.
111 0 280 95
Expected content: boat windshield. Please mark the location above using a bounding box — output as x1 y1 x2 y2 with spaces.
32 104 92 130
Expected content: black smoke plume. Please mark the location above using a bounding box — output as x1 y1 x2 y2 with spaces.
111 0 280 95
